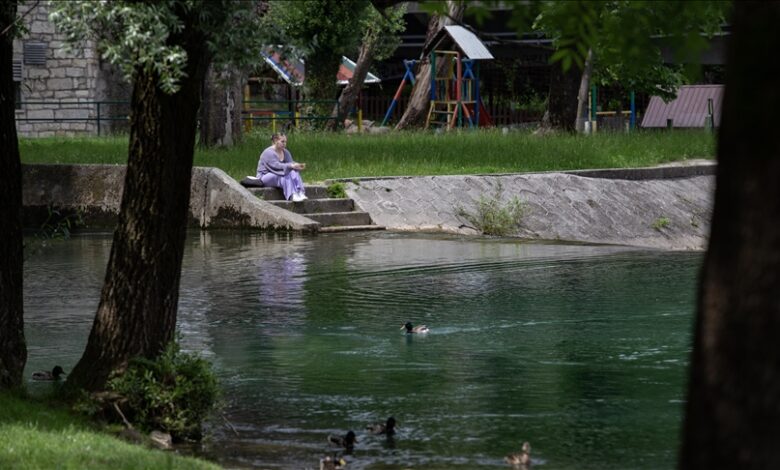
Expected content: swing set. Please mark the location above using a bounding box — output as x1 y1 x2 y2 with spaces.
382 25 494 130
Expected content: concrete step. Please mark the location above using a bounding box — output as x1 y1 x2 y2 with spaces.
269 198 354 214
305 211 373 227
319 224 386 233
247 185 329 201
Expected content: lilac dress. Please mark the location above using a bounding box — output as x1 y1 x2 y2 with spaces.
256 145 305 200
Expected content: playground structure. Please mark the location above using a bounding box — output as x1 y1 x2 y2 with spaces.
383 25 494 130
242 49 380 131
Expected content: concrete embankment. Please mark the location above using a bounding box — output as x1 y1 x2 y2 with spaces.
335 162 716 250
22 162 716 250
22 164 319 232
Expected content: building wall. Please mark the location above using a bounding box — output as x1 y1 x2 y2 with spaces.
13 1 130 137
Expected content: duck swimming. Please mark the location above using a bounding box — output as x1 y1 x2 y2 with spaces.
32 365 66 381
328 430 357 451
319 454 346 470
401 322 429 334
366 416 396 436
504 441 531 467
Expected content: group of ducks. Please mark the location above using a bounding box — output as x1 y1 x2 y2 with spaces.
321 417 397 469
36 327 532 469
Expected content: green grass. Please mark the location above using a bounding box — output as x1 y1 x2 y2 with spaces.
19 129 716 184
0 391 220 470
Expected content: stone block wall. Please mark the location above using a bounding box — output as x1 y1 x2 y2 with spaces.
13 1 131 137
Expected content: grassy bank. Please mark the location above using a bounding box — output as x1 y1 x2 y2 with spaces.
19 129 715 183
0 391 220 470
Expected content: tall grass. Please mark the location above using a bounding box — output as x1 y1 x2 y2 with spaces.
0 391 219 469
19 129 715 183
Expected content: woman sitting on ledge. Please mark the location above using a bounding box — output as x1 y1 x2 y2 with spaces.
256 132 307 202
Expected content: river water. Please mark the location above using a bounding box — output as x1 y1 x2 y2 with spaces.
23 231 701 469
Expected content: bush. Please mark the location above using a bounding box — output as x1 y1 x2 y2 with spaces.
108 341 219 440
326 181 348 198
455 182 525 236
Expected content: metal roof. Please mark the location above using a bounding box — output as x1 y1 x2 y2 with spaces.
424 25 494 60
261 51 381 87
641 85 723 128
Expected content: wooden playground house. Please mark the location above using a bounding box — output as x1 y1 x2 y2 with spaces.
244 49 381 132
423 25 494 129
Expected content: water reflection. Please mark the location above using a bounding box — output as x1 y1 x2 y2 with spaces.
23 231 700 470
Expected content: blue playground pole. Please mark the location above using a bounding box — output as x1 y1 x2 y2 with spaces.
381 60 416 127
629 90 636 130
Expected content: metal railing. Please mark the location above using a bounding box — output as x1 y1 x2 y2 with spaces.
241 100 339 132
16 100 131 136
16 99 344 135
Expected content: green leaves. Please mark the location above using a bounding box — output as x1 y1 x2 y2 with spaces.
50 1 268 95
51 1 188 94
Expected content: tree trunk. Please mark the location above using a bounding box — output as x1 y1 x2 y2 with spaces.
0 0 26 390
680 2 780 468
66 16 210 392
199 63 244 147
575 49 593 133
303 52 341 128
540 59 581 132
395 0 464 130
326 35 376 131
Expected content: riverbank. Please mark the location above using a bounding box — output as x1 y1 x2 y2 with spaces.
337 160 716 250
0 391 220 469
21 160 715 250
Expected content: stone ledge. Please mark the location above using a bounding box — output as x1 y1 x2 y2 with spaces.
22 163 319 232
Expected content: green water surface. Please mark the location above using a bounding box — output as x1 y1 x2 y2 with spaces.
23 231 700 469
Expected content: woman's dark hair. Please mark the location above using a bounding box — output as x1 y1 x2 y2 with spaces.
271 132 286 143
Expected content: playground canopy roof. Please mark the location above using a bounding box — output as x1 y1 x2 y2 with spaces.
261 50 381 87
641 85 723 128
423 25 494 60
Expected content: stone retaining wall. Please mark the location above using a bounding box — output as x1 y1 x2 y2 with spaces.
22 164 319 232
336 162 716 250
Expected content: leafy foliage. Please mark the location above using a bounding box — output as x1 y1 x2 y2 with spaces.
50 1 269 94
360 2 407 62
326 181 348 199
263 0 368 60
108 341 219 440
455 182 526 236
467 1 731 99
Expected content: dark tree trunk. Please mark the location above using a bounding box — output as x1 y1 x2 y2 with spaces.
66 11 211 392
680 2 780 468
199 63 244 147
0 0 26 390
575 49 593 133
303 52 341 127
541 59 581 132
395 0 464 130
326 36 376 131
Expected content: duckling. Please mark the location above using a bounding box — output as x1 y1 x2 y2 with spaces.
366 416 396 436
401 322 429 334
328 430 357 451
504 441 531 468
319 454 346 470
32 365 66 381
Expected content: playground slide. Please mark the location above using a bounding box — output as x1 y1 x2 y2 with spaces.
464 101 494 127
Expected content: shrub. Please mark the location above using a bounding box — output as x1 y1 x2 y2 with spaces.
455 182 526 236
652 217 671 230
326 181 348 198
108 341 219 440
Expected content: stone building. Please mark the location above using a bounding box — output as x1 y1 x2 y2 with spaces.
12 1 130 137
